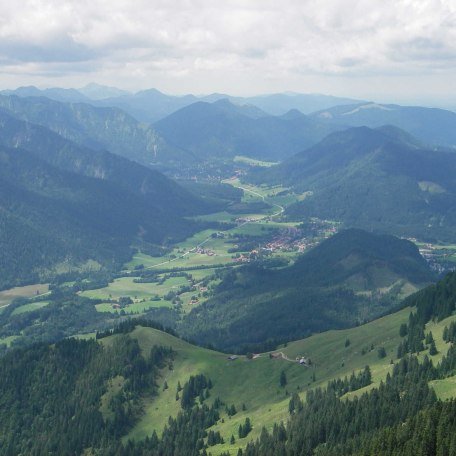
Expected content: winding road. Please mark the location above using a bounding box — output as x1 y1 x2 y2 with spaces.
147 179 284 269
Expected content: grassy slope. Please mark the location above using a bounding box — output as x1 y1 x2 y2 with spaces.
11 300 50 315
115 307 456 455
112 304 456 454
0 283 50 307
81 276 186 301
80 271 222 315
93 179 305 317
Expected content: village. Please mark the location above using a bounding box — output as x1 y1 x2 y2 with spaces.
232 221 338 264
411 239 456 275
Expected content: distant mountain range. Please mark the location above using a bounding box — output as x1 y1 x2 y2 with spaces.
97 88 201 123
98 90 362 123
2 88 456 168
78 83 130 100
182 229 434 350
154 99 341 161
311 102 456 149
1 86 91 103
1 85 362 122
0 94 195 168
251 126 456 241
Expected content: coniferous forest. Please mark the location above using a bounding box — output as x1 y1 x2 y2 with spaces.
2 3 456 454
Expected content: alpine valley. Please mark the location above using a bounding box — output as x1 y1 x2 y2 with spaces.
1 85 456 456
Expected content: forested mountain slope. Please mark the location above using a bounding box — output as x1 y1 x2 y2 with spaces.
0 334 174 455
311 102 456 148
154 99 341 161
243 271 456 456
251 126 456 241
0 145 205 289
181 229 434 351
2 271 456 455
0 94 194 167
0 110 208 215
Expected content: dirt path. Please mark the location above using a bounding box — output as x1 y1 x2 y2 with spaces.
273 351 295 362
232 184 284 220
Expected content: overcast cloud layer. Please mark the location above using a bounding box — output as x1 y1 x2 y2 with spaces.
0 0 455 104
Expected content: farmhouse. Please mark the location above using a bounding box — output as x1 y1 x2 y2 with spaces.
298 356 311 366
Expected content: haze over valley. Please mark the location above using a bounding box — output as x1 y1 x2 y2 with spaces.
1 1 456 455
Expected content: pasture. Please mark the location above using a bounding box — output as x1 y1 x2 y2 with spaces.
0 283 49 308
113 305 456 454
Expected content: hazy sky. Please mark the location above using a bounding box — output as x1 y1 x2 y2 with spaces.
0 0 455 105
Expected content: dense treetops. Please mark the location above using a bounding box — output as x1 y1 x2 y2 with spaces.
0 109 221 289
0 336 173 454
251 126 456 241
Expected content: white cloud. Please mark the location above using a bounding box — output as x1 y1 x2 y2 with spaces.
0 0 455 100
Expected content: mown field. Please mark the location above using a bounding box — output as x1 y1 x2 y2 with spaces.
81 175 448 321
80 273 220 315
124 180 306 273
81 276 187 301
233 155 278 167
88 180 309 316
0 283 49 308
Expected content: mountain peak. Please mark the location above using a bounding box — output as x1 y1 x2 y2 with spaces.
375 125 424 147
79 83 130 100
281 108 305 120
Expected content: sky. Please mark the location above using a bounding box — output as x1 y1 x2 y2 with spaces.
0 0 455 106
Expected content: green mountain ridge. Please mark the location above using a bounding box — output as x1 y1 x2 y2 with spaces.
0 112 221 289
0 94 195 168
180 229 434 351
251 126 456 241
0 110 209 215
0 145 204 289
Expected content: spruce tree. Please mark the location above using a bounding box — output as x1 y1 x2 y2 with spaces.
280 370 287 387
399 323 408 337
429 340 438 356
425 331 435 345
443 326 449 342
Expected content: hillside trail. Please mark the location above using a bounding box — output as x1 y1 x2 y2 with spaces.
147 177 284 269
274 351 295 362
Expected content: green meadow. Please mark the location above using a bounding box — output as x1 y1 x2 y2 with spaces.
11 301 50 315
233 155 279 167
103 304 456 455
0 283 49 308
85 180 332 319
